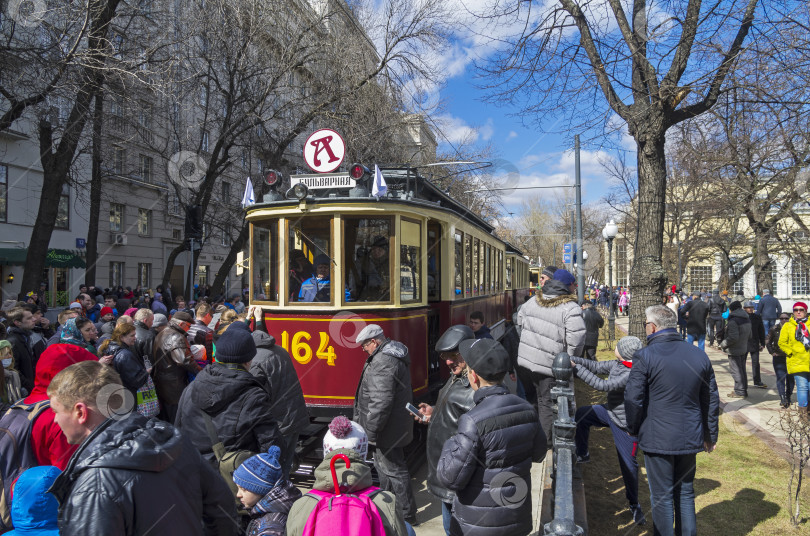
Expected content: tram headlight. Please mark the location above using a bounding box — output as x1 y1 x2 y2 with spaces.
292 182 308 200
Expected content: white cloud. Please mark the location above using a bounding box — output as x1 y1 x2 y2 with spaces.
435 114 479 145
505 131 518 142
479 118 494 141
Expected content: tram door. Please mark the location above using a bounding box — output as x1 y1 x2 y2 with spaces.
426 222 443 391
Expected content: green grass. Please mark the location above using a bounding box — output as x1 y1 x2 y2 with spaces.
577 352 810 534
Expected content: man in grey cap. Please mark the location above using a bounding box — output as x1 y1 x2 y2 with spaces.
152 313 168 334
353 324 416 524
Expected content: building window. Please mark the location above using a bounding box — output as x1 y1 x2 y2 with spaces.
616 240 628 287
172 228 181 240
110 203 124 232
769 258 778 292
139 154 153 182
138 208 151 236
137 263 151 288
201 130 209 152
689 266 713 292
0 164 7 222
197 265 209 287
138 105 153 143
729 258 745 295
222 181 231 205
791 258 810 296
55 184 69 229
113 146 125 175
168 192 181 215
221 223 231 246
109 262 125 287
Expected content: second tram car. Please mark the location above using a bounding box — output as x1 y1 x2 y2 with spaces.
246 165 532 418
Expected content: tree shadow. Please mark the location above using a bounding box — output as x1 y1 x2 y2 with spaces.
697 488 779 534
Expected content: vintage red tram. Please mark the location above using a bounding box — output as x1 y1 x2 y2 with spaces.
245 166 532 417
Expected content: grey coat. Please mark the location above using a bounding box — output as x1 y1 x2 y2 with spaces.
725 309 752 356
353 339 413 448
572 356 632 430
516 281 586 376
249 330 309 436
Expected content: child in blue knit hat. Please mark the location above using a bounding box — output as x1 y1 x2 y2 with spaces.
233 445 302 536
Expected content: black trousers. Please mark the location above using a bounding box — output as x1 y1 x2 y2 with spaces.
374 446 416 520
728 354 748 396
706 317 723 345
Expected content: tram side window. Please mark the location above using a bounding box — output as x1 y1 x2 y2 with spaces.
289 217 337 303
252 221 278 302
344 217 391 302
400 219 421 303
472 238 479 296
454 231 463 296
506 257 513 289
478 240 485 295
498 250 503 291
465 235 472 297
427 226 440 301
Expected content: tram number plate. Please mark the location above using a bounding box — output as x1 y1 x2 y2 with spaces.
280 331 337 366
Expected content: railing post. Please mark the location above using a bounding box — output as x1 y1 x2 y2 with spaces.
544 351 584 536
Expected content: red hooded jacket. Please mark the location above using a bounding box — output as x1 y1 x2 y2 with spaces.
23 344 98 470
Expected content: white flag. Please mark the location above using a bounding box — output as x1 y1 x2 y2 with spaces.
372 164 388 198
241 176 255 207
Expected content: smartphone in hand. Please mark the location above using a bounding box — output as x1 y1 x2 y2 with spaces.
406 402 426 421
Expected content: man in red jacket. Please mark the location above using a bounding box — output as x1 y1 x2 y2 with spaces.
24 344 98 470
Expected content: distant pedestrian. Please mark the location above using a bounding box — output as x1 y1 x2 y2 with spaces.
707 290 727 347
624 305 719 536
756 289 782 333
683 293 709 350
581 302 604 360
766 312 794 408
5 466 61 536
724 301 752 398
468 311 493 339
744 301 767 390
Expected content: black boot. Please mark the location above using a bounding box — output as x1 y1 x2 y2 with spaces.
780 395 789 408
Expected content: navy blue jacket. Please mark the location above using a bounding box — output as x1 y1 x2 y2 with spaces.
756 294 782 320
624 329 719 455
437 385 546 536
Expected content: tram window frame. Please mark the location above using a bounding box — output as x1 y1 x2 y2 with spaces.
465 235 472 297
478 239 485 295
506 256 513 289
454 231 463 298
472 238 479 296
427 224 441 302
250 219 279 304
343 216 393 304
400 217 422 304
287 216 337 305
498 250 503 291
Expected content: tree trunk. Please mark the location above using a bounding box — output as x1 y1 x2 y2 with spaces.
753 229 773 294
86 90 104 286
209 220 249 298
628 116 668 340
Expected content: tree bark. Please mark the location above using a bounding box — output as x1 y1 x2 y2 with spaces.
86 90 104 286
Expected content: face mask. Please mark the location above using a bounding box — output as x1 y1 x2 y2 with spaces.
1 359 11 368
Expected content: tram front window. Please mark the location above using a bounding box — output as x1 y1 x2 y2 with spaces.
252 221 278 302
401 219 421 303
289 217 335 303
345 217 391 302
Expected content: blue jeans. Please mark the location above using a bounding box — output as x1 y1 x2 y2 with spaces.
442 502 452 535
794 372 810 407
645 453 697 536
762 319 775 333
773 356 794 399
686 333 705 351
404 521 416 536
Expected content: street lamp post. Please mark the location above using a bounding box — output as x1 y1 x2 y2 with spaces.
674 240 682 291
603 220 619 341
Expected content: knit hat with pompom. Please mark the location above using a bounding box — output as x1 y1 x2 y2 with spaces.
322 416 368 461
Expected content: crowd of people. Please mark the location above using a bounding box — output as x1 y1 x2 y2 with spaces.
1 267 804 536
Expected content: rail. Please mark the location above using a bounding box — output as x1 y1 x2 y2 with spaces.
543 351 584 536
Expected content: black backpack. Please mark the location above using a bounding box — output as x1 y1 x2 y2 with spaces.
0 400 51 531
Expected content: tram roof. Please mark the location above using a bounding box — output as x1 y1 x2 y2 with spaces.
246 166 496 234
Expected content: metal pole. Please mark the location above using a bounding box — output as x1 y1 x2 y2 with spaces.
189 238 194 301
677 241 682 291
569 210 574 273
608 238 615 340
575 135 584 304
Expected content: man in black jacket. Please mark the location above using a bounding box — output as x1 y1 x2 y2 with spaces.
725 301 753 398
415 325 476 536
707 291 727 347
625 305 719 536
437 338 546 536
744 300 767 389
132 308 156 363
683 293 710 351
581 302 604 359
5 306 36 393
47 360 238 536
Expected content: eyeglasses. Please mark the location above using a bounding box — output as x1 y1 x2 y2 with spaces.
361 340 374 349
644 321 656 328
795 308 807 312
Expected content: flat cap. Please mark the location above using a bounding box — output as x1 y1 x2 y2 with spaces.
459 338 510 380
355 324 384 344
743 300 755 308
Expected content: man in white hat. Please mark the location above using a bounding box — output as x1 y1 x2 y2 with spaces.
353 324 417 524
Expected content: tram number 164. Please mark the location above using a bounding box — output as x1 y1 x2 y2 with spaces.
279 331 337 366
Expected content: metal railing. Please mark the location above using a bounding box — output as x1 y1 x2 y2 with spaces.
544 351 584 536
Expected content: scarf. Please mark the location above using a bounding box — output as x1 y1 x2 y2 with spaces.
796 318 810 350
59 318 83 345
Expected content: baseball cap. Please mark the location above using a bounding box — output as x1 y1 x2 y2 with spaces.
458 338 510 381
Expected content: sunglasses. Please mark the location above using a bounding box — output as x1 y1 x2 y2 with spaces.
795 308 807 312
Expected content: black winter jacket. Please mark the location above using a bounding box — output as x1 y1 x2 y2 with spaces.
353 340 413 448
6 327 35 392
765 322 788 357
709 295 727 318
624 329 719 455
684 300 709 336
107 341 149 400
747 312 766 353
134 321 156 362
249 330 309 436
153 321 200 405
581 307 604 347
426 371 475 502
572 356 632 430
437 385 546 536
725 309 752 356
49 413 238 536
175 362 282 465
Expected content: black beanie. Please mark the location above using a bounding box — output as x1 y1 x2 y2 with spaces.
215 326 257 363
729 301 742 311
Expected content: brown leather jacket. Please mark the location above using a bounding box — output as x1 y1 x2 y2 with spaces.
153 320 201 405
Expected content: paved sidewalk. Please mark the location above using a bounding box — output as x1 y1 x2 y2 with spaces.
614 316 789 456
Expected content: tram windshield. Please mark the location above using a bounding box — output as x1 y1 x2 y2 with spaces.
253 221 279 302
344 217 392 302
289 218 336 303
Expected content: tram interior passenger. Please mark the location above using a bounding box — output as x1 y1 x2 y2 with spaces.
298 254 333 302
349 236 391 302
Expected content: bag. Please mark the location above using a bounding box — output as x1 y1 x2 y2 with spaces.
302 454 385 536
0 400 51 531
135 373 160 419
201 410 255 513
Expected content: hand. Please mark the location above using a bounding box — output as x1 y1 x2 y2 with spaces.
570 359 577 368
417 403 433 423
99 355 113 365
704 441 716 453
40 317 50 328
509 372 517 382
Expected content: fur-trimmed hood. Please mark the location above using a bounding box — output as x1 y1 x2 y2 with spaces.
535 280 578 307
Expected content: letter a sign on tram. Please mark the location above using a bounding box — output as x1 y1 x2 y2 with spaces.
303 128 345 173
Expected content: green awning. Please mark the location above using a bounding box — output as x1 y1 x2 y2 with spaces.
45 249 86 268
0 248 27 266
0 248 86 268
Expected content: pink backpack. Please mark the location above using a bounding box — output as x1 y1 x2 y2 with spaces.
302 454 386 536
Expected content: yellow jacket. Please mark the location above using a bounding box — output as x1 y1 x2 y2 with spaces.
778 317 810 374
